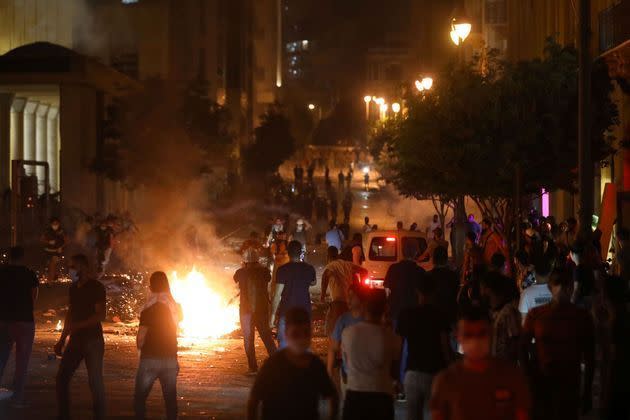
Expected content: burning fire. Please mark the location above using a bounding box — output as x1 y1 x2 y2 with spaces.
170 268 239 339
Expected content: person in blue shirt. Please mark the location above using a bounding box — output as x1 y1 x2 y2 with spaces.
327 285 365 399
325 221 345 252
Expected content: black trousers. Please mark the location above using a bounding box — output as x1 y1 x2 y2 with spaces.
343 390 394 420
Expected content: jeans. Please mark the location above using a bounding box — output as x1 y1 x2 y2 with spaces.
240 311 276 371
0 321 35 401
343 390 394 420
404 371 434 420
277 317 287 349
56 335 105 420
134 358 178 420
392 319 408 384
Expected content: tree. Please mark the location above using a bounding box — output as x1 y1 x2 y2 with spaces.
242 110 296 176
382 40 619 237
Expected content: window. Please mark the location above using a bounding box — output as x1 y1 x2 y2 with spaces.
369 237 397 262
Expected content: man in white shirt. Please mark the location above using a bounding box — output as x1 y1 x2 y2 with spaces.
341 289 401 420
518 251 554 322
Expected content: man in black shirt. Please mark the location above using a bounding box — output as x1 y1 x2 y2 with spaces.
54 254 106 420
428 246 459 325
134 271 182 420
248 307 338 420
397 276 451 420
0 247 38 404
234 248 277 374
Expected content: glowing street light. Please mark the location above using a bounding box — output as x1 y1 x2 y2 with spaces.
364 95 372 120
392 102 401 113
450 14 472 46
421 77 433 90
363 95 372 103
308 103 315 110
415 80 424 92
379 103 388 120
375 97 385 105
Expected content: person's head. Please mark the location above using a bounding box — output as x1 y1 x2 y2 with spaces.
149 271 171 294
364 289 387 323
481 218 492 231
559 221 568 232
402 238 419 260
409 222 418 231
284 307 312 354
243 247 259 266
274 217 283 226
288 240 303 261
364 216 370 225
397 221 404 230
489 252 506 273
514 249 529 269
69 254 90 282
457 306 492 362
468 214 475 222
433 245 448 267
531 241 557 281
329 220 337 230
547 268 573 301
347 285 364 312
8 246 24 263
327 246 339 262
466 231 477 245
50 217 61 231
433 227 443 239
433 214 439 223
296 218 305 232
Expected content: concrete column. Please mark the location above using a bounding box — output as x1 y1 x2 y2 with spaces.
23 100 38 175
47 107 59 193
36 104 49 195
0 93 13 193
10 98 26 162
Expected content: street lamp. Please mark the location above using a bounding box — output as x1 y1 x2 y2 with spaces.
379 103 388 120
450 18 471 46
421 77 433 91
392 102 401 114
364 95 372 120
307 103 315 110
375 97 385 106
415 80 424 92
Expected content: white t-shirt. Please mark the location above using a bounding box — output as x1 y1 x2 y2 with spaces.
518 283 552 316
341 322 396 394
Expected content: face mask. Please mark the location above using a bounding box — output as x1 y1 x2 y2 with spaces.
460 337 490 361
69 269 80 284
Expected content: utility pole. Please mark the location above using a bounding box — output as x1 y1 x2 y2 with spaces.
578 0 593 237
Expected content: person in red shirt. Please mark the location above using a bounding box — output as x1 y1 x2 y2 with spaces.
519 268 595 420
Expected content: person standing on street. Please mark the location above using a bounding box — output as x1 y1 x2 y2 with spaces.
518 245 555 321
480 218 507 267
430 307 531 420
325 221 345 253
55 254 106 420
363 217 372 234
234 249 277 374
134 272 182 420
519 268 595 420
271 241 317 349
0 247 38 405
341 289 400 420
397 276 452 420
248 307 338 420
42 217 66 282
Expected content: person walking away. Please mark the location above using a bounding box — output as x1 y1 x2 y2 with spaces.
518 244 556 321
384 240 426 389
268 231 289 307
55 254 106 420
428 247 459 348
363 172 370 190
431 306 531 420
338 171 345 189
480 218 507 267
480 274 521 363
271 241 316 349
0 247 38 405
134 272 182 420
321 247 366 336
290 219 311 261
569 241 597 310
327 286 365 402
342 289 400 420
248 307 338 420
42 217 66 282
397 277 452 420
363 217 372 234
234 249 277 374
518 268 594 420
325 221 345 253
342 191 353 224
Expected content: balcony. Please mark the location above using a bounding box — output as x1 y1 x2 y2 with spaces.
599 1 630 53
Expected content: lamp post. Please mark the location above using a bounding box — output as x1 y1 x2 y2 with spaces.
450 11 471 266
392 102 401 116
364 95 372 121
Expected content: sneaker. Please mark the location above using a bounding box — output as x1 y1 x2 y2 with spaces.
0 388 14 401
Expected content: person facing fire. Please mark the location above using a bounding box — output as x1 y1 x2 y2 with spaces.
94 218 114 274
234 248 277 375
41 217 66 282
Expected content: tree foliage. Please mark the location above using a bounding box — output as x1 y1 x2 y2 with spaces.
381 40 619 222
242 110 296 176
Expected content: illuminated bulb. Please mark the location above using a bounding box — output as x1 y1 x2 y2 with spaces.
392 102 401 113
364 95 372 103
415 80 424 92
308 103 315 110
421 77 433 90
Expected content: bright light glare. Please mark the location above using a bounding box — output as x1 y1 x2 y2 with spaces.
392 102 401 113
170 268 239 339
364 95 372 103
421 77 433 90
415 80 424 92
386 237 396 242
363 166 370 174
453 22 472 42
375 97 385 105
308 103 315 110
379 103 388 112
450 30 460 45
